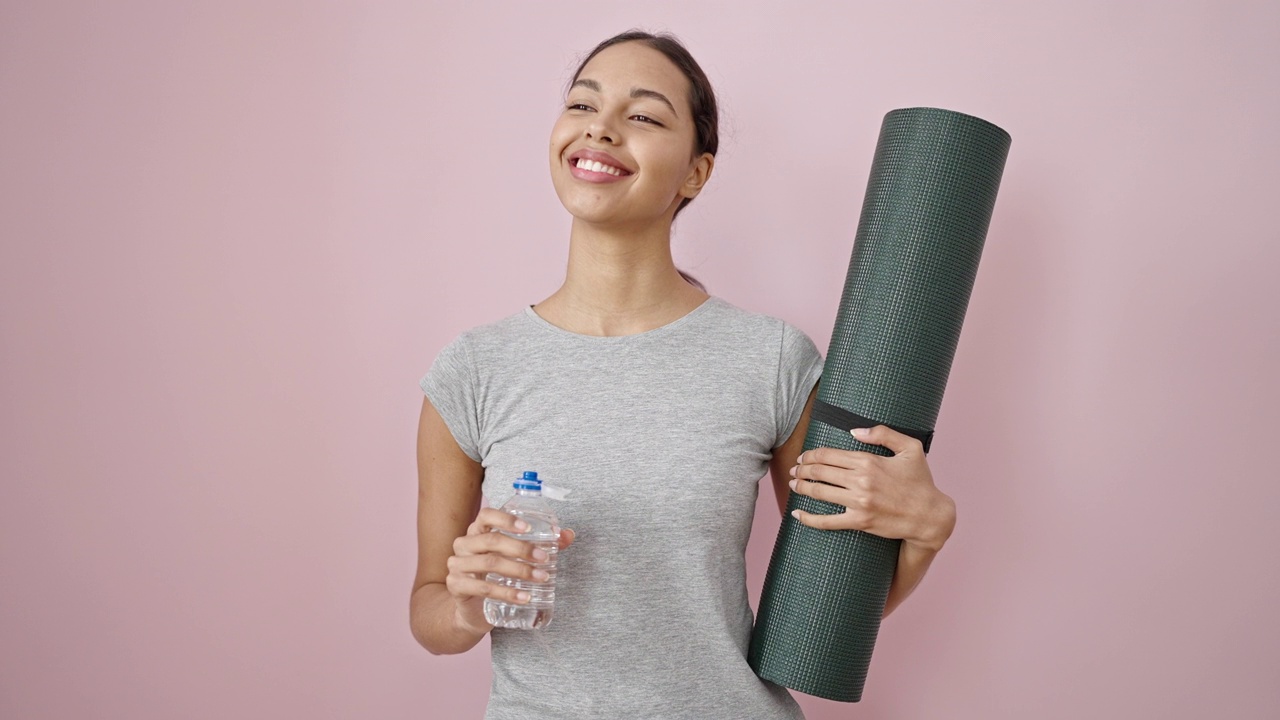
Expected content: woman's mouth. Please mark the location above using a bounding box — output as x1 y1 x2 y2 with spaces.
567 150 633 183
573 157 627 176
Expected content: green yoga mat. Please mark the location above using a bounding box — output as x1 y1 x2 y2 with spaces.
748 107 1010 702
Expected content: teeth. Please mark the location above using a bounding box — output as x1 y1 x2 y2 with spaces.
575 157 624 176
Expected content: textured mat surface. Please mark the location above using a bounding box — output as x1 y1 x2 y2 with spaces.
748 107 1011 702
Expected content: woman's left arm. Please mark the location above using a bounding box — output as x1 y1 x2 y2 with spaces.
768 385 957 619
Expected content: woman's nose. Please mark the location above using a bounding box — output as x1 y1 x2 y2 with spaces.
585 116 616 144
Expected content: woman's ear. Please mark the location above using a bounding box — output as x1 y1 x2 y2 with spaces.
679 152 715 200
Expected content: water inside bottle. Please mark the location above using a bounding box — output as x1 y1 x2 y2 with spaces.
484 536 558 629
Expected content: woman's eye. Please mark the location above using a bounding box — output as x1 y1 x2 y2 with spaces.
631 115 662 126
566 103 592 111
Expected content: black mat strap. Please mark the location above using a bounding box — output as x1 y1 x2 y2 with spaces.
811 399 934 454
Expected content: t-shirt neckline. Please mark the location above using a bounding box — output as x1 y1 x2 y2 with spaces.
523 296 719 341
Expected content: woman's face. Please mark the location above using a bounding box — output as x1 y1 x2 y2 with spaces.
549 41 713 228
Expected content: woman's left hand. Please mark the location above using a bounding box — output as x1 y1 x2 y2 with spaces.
787 425 956 553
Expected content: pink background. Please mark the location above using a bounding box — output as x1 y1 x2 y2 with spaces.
2 1 1278 718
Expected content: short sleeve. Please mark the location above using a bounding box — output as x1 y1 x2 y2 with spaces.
773 322 824 449
419 334 482 462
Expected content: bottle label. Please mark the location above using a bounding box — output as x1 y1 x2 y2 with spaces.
539 483 571 501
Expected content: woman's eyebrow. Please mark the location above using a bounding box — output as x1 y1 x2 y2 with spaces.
570 78 679 118
630 88 678 118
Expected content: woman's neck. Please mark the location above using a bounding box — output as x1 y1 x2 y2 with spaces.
533 218 709 337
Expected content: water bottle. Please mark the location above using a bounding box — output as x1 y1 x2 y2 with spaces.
483 471 558 629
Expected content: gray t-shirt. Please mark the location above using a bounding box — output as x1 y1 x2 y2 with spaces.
420 296 824 719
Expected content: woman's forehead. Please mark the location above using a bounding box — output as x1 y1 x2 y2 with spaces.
576 42 689 99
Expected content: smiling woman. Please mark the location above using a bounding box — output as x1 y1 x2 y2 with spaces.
545 36 716 255
411 29 955 720
556 30 720 219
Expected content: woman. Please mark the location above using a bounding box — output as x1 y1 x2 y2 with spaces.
412 30 957 719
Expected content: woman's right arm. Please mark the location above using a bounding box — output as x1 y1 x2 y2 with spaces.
410 396 555 655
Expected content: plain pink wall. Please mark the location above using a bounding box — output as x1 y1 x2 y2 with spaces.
2 1 1277 718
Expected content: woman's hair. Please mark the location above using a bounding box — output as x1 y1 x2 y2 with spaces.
569 30 716 291
569 30 719 217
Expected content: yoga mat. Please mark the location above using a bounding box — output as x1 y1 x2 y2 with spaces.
748 107 1010 702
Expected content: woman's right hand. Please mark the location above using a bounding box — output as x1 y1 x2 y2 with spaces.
445 507 577 635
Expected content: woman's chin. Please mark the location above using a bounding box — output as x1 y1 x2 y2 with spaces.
559 199 627 226
560 199 676 229
567 209 618 226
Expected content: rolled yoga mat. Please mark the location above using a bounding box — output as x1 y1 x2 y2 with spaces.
748 107 1011 702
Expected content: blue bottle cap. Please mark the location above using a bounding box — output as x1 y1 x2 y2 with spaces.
513 470 541 491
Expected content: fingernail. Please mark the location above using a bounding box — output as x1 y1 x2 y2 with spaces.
852 427 868 438
791 509 801 520
533 570 549 581
517 591 530 602
533 548 548 561
788 479 797 491
515 520 530 532
788 465 798 477
796 452 804 464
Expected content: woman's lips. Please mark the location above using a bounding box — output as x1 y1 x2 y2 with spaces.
568 158 631 184
566 149 633 184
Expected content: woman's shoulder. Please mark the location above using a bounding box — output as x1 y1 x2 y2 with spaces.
441 307 537 347
700 296 824 367
703 295 813 338
423 309 535 377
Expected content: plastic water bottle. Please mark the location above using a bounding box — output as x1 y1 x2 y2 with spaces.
483 471 558 629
